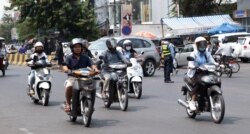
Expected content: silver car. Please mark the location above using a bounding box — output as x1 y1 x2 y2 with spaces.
175 43 194 67
89 36 160 77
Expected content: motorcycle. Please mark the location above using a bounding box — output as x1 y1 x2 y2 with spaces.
26 56 52 106
213 55 233 77
96 59 130 111
178 56 225 124
65 68 99 127
126 51 144 99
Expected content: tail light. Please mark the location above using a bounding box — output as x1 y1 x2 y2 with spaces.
244 45 247 49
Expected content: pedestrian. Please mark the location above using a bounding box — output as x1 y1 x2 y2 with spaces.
55 41 64 71
160 40 175 83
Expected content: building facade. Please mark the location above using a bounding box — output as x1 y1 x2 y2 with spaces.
234 0 250 32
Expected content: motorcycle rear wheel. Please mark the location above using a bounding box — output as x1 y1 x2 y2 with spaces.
81 99 93 127
230 62 240 73
185 92 196 119
210 94 225 124
118 86 128 111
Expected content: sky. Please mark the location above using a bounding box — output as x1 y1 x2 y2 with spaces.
0 0 10 20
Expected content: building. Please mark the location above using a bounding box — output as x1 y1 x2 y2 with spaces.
94 0 172 37
234 0 250 32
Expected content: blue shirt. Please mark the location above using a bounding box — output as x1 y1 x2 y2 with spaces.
197 53 206 66
64 54 92 70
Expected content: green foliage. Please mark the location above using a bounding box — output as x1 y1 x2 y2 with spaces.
0 14 14 43
10 0 100 41
170 0 236 17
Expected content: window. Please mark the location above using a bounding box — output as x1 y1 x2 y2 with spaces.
131 0 152 24
142 40 151 48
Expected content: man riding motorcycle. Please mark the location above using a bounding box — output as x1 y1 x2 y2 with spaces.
63 38 99 112
187 37 218 111
28 42 50 95
99 38 130 98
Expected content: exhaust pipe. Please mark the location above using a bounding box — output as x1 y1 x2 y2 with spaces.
178 99 189 108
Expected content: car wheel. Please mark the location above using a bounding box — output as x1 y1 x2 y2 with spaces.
241 58 249 63
143 59 155 77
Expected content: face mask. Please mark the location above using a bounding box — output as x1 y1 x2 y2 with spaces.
126 46 131 50
198 47 206 52
36 50 43 54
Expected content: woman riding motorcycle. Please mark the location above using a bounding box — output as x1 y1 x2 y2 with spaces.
123 40 137 59
27 42 50 95
187 36 218 111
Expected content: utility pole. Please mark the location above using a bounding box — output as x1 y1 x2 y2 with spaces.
113 0 116 35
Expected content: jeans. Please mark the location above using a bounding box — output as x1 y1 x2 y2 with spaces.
28 70 35 89
164 55 173 81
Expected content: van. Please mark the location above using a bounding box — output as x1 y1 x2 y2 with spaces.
237 36 250 62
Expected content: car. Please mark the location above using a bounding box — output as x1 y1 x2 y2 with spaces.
175 43 194 67
236 36 250 62
89 36 161 76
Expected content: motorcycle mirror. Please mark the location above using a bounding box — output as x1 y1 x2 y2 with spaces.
140 51 144 55
187 56 195 61
99 55 104 59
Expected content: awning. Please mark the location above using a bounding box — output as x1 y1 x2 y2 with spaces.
162 14 239 35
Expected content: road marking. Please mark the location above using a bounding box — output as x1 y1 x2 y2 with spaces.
19 128 35 134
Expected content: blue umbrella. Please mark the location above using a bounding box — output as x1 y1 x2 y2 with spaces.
208 23 245 35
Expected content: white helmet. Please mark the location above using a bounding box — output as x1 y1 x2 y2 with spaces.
194 37 206 43
34 42 44 48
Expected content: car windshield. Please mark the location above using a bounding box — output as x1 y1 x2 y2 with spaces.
238 38 246 45
89 40 107 50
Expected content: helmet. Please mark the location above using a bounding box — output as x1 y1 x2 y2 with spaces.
70 38 83 48
106 38 117 50
123 40 132 46
161 40 170 45
81 39 89 48
195 37 207 53
34 41 44 48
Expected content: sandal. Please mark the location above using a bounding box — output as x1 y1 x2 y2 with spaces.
64 102 71 113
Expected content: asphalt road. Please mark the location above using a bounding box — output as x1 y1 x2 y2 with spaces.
0 64 250 134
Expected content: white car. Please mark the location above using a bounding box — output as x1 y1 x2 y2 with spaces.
175 43 194 67
236 36 250 62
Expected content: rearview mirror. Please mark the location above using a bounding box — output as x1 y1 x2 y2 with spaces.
187 56 194 61
140 51 144 55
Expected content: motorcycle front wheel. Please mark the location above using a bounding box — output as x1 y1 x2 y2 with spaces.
42 90 50 106
118 86 128 111
133 82 142 99
210 94 225 124
185 92 196 118
81 99 93 127
230 62 240 73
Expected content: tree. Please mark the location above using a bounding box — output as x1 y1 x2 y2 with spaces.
10 0 99 41
0 14 14 43
170 0 232 17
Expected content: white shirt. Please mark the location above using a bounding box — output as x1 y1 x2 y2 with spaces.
187 50 218 78
215 43 233 56
28 52 50 64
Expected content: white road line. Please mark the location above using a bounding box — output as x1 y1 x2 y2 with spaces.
19 128 35 134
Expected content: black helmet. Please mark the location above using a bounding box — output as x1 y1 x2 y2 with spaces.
106 38 117 50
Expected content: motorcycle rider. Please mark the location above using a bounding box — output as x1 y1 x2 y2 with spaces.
123 40 137 59
27 41 50 95
99 38 130 98
187 37 218 111
63 38 99 112
215 38 234 65
82 39 93 58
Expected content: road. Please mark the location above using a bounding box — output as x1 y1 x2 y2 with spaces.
0 64 250 134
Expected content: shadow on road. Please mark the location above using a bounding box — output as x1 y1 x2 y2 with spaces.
89 118 120 128
187 115 242 125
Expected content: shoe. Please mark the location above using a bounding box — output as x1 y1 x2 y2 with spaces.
188 101 197 111
165 80 174 83
29 89 35 96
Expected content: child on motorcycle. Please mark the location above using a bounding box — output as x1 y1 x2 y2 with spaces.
62 38 99 112
27 42 50 95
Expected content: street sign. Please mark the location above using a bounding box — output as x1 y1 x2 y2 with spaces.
122 26 131 35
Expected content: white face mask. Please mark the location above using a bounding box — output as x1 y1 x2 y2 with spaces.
126 46 131 50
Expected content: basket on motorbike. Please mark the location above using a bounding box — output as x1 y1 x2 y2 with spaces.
76 78 96 91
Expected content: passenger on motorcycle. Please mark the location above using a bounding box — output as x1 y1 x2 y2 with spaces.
82 39 93 58
28 42 50 95
187 37 218 111
123 40 137 59
62 38 99 112
100 38 130 98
